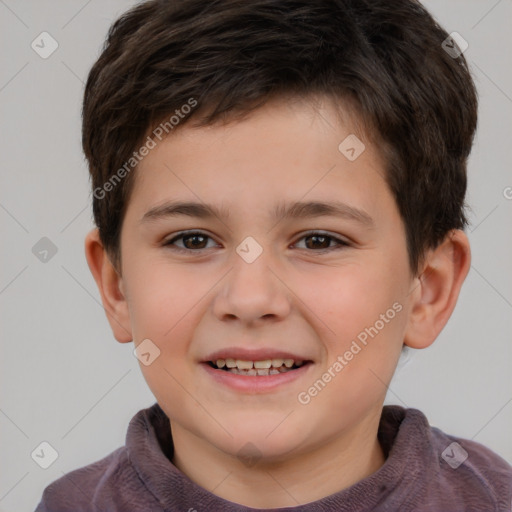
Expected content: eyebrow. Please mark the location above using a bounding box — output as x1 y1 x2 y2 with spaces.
140 199 375 228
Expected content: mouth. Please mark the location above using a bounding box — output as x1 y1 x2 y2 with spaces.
206 358 310 376
200 349 315 391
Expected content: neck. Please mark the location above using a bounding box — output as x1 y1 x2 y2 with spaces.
171 407 386 508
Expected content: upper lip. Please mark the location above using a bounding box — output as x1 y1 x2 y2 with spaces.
203 348 313 363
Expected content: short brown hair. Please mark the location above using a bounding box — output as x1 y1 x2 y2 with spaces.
82 0 478 275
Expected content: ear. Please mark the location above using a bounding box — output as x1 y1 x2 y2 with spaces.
84 228 133 343
403 229 471 349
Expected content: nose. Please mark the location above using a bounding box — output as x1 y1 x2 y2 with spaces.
211 246 291 326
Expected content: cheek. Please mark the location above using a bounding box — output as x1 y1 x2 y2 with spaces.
313 263 402 335
125 264 202 404
125 257 202 339
309 259 407 383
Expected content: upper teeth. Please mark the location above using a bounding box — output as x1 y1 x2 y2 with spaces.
216 358 301 370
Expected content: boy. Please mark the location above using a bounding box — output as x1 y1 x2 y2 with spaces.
36 0 512 510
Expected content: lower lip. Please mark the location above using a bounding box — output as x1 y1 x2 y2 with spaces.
201 363 313 392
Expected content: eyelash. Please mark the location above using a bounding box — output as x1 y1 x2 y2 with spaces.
162 230 350 254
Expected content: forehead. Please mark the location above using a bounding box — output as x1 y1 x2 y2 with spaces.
125 96 395 228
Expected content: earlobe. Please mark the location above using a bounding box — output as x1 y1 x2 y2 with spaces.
84 228 133 343
403 230 471 349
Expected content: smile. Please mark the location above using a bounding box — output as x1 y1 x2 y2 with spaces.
202 358 314 392
209 358 305 376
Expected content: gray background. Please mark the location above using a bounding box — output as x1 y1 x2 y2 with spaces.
1 1 511 511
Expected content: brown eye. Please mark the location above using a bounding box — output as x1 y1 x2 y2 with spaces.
304 234 331 250
181 233 208 249
294 232 350 252
163 230 350 254
163 231 216 252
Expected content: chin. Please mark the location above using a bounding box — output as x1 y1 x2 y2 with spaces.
217 421 308 463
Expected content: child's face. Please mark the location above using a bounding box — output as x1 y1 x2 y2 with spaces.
118 96 415 462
